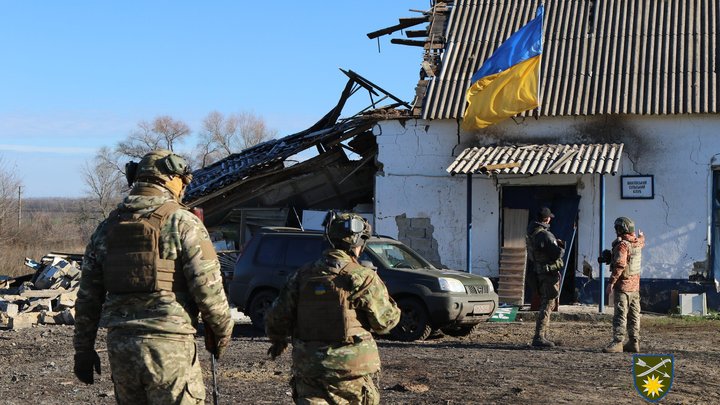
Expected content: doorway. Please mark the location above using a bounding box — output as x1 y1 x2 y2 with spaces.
710 170 720 285
501 185 580 305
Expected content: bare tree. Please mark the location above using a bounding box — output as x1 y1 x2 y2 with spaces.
117 115 191 159
195 111 277 167
0 157 21 245
80 147 124 222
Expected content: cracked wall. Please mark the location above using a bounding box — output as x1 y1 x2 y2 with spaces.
375 115 720 282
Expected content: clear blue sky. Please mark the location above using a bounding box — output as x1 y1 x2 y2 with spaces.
0 1 423 197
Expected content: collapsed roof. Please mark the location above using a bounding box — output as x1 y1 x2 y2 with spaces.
183 70 411 228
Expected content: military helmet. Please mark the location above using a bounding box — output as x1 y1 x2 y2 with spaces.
132 149 192 185
323 211 372 252
614 216 635 235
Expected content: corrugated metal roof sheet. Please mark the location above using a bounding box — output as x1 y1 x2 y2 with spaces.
423 0 718 120
447 143 624 176
183 116 376 204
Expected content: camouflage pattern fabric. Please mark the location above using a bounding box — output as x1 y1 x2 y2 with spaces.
534 271 560 338
609 233 645 292
608 231 644 343
292 373 380 405
73 183 233 400
107 331 205 405
612 290 641 343
265 249 400 403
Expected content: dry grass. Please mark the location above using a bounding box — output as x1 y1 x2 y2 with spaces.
1 198 93 277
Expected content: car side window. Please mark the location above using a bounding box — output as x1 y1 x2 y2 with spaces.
255 236 284 266
285 237 324 268
358 251 379 267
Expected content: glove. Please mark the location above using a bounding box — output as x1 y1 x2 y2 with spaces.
215 335 231 359
267 341 287 360
204 322 231 360
74 351 101 384
557 239 565 249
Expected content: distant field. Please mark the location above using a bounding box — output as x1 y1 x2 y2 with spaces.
1 197 91 278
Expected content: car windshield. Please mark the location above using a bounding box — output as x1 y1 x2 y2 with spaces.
365 241 434 270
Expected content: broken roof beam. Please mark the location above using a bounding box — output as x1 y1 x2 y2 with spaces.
339 69 412 109
405 29 429 38
390 39 445 49
366 17 429 39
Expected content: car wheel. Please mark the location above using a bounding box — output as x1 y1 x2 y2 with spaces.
441 324 480 337
248 290 278 331
391 298 432 341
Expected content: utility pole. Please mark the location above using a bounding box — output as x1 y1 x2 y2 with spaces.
17 186 22 227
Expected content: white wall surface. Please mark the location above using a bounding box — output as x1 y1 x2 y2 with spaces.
374 115 720 280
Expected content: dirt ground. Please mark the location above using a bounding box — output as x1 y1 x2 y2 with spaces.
0 314 718 405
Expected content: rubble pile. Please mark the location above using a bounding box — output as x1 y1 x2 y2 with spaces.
0 252 82 330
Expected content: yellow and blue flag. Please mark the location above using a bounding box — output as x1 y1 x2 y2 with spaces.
462 5 544 130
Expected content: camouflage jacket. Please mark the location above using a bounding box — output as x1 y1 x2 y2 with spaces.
73 184 233 353
609 233 645 292
265 249 400 379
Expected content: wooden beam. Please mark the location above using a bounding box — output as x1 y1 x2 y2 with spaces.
405 29 428 38
366 17 428 39
480 162 522 171
390 38 426 47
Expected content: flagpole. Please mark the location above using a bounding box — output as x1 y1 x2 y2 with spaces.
537 2 544 116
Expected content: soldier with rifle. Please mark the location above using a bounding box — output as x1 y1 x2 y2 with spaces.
526 207 565 348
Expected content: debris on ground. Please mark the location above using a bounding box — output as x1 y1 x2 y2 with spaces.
0 252 82 330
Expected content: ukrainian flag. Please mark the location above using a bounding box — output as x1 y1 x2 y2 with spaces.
462 5 544 130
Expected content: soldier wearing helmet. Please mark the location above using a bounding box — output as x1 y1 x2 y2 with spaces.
73 149 233 404
603 216 645 353
526 206 565 348
265 211 400 405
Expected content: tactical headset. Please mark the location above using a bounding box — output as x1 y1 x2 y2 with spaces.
125 152 192 187
322 211 370 250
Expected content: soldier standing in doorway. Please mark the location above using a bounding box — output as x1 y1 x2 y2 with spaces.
602 216 645 353
73 149 233 404
526 206 565 348
265 211 401 404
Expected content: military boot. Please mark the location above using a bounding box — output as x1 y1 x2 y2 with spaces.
623 339 640 353
532 335 555 348
603 340 623 353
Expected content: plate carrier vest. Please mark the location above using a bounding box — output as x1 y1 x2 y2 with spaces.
102 200 187 293
619 239 642 279
294 260 369 343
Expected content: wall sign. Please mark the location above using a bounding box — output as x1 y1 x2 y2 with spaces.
621 175 654 199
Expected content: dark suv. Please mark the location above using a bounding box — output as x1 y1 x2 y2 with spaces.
228 227 498 341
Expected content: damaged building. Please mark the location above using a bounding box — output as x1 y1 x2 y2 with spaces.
370 0 720 313
184 0 720 314
183 71 411 247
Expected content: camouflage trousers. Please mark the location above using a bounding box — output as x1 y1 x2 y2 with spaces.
106 331 205 405
533 271 560 338
612 290 641 342
291 373 380 405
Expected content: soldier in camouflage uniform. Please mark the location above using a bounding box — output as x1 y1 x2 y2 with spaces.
526 207 565 348
73 150 233 405
603 216 645 353
265 211 401 405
